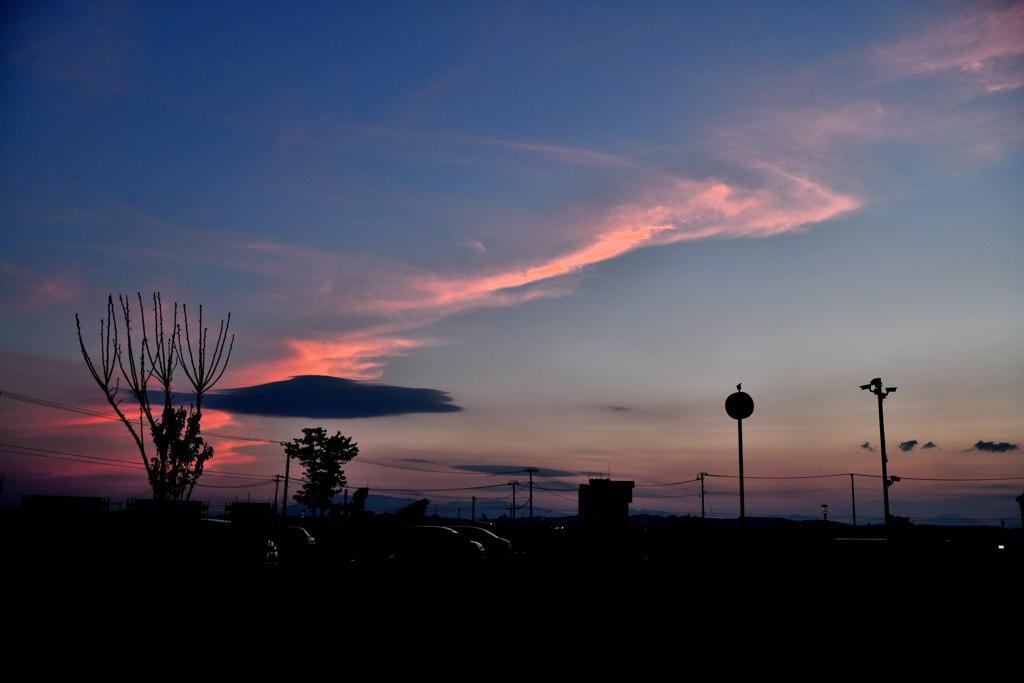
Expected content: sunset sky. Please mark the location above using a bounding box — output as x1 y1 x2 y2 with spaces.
1 1 1022 524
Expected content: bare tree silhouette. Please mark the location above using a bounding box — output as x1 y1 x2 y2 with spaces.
75 293 233 501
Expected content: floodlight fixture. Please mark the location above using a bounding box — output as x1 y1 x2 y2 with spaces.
860 384 872 390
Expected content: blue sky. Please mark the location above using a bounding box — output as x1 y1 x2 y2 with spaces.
1 1 1022 523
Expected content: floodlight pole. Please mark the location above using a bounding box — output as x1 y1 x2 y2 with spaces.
862 378 895 528
876 386 890 525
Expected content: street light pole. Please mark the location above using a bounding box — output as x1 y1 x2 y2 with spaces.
861 378 896 527
738 418 745 525
725 384 754 530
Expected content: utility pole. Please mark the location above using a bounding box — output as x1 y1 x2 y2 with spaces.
281 444 291 521
700 472 707 524
861 378 896 527
272 475 282 515
508 480 519 524
850 474 856 527
525 468 538 524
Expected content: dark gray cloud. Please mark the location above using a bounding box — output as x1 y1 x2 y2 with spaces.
452 464 530 475
859 442 875 452
452 464 581 478
972 441 1019 453
921 442 938 449
898 440 918 452
203 375 462 419
604 405 631 412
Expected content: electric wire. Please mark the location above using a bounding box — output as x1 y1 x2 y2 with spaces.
5 389 1023 519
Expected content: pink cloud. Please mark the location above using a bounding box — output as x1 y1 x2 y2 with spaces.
230 333 438 383
724 98 1024 175
481 137 632 167
357 126 633 168
869 3 1024 93
715 6 1024 181
225 167 857 384
0 261 82 311
9 3 140 96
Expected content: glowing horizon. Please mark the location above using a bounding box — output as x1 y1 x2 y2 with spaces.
1 2 1020 523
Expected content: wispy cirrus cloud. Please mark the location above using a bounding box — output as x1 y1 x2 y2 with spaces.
356 126 635 168
90 4 1015 387
6 2 140 96
868 2 1024 93
223 165 856 382
719 3 1024 182
0 261 82 311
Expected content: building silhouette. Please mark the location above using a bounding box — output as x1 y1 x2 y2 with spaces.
578 479 634 526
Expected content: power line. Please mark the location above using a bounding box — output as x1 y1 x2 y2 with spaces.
705 472 882 480
194 481 275 489
0 390 281 444
0 442 275 481
1 389 550 478
635 477 700 488
5 390 1023 510
895 476 1024 482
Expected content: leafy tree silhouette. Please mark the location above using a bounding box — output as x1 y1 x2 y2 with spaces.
76 293 232 501
286 428 358 516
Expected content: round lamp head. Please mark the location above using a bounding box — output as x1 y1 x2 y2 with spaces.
725 390 754 420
